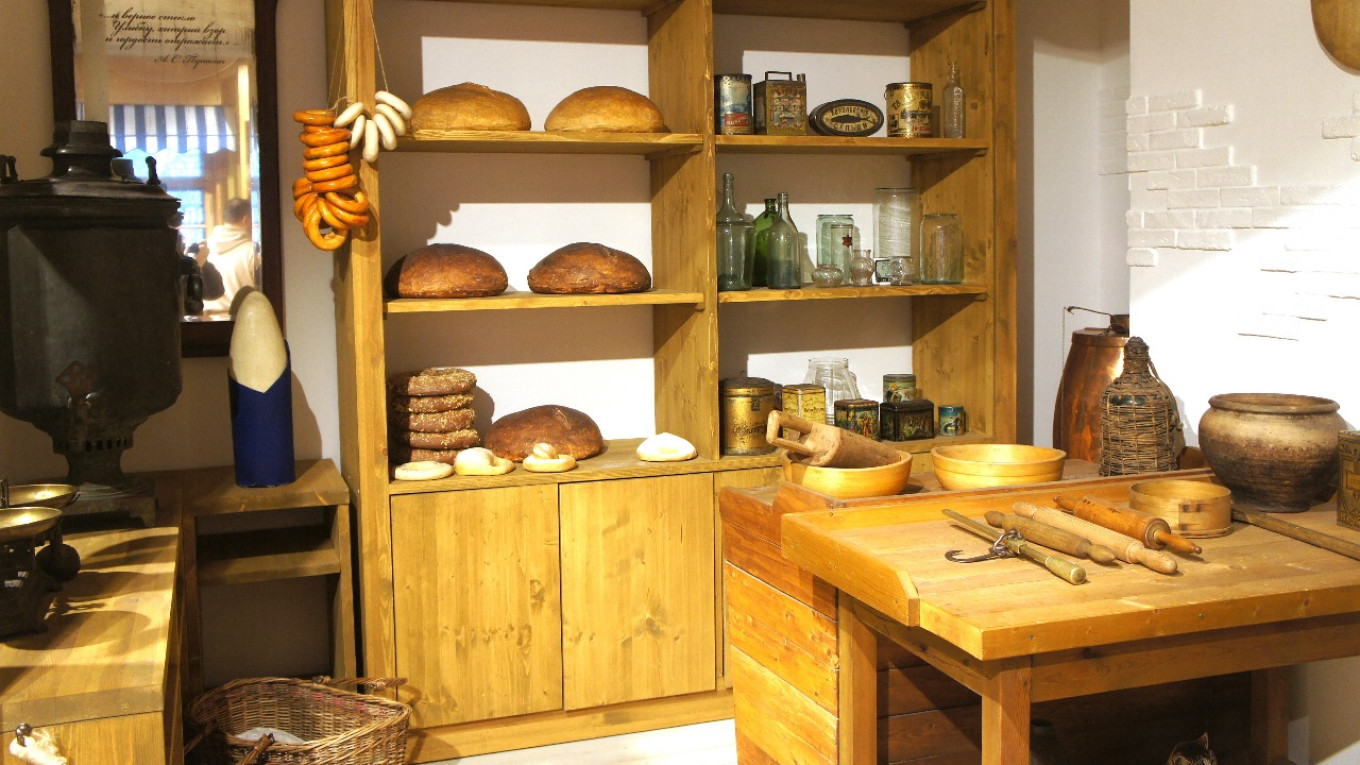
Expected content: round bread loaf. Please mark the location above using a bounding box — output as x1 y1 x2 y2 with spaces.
545 86 666 133
393 460 455 481
388 367 477 396
385 244 508 299
528 242 651 294
394 427 481 450
389 392 476 414
393 408 477 433
411 82 532 132
485 405 605 461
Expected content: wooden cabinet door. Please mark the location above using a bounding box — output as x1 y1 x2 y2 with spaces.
559 474 717 710
391 485 562 727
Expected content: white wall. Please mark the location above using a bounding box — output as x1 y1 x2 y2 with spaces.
1127 3 1360 763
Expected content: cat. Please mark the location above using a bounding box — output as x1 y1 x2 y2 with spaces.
1166 732 1218 765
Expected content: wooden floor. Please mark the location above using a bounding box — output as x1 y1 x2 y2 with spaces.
425 720 737 764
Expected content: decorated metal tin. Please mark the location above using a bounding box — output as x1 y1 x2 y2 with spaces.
882 373 919 403
720 377 777 455
715 73 754 135
880 399 935 441
886 82 933 138
809 99 884 137
780 383 827 438
1340 431 1360 530
834 398 880 441
938 404 967 437
754 71 808 136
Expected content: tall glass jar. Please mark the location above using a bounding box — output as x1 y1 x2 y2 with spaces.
804 357 860 424
716 172 749 291
766 192 801 289
749 198 778 288
816 214 856 273
918 212 964 284
873 187 919 277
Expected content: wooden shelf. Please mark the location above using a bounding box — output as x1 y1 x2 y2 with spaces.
716 135 988 156
197 527 343 587
410 0 985 25
399 130 702 158
718 284 986 303
385 288 705 315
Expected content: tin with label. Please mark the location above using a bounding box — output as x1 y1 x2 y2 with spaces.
938 404 967 437
882 373 919 403
715 73 754 135
780 383 827 438
720 377 777 455
1340 430 1360 530
886 82 933 138
754 71 808 136
880 399 935 441
834 398 880 441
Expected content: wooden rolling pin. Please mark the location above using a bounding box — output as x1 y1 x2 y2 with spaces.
1013 501 1179 575
984 511 1118 564
766 410 903 468
1055 493 1203 555
1232 507 1360 562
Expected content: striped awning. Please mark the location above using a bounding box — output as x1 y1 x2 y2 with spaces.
107 104 238 155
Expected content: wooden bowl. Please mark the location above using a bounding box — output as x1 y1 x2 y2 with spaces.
930 444 1067 491
780 451 913 499
1129 479 1233 538
6 483 79 509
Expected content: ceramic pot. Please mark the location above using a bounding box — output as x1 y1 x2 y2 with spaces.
1198 393 1346 512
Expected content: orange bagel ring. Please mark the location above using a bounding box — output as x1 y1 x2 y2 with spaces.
292 177 313 198
299 127 350 147
303 141 350 159
312 174 357 193
294 191 319 222
323 199 370 228
305 162 354 183
324 189 370 215
302 153 349 171
292 109 335 126
316 197 350 231
304 204 347 251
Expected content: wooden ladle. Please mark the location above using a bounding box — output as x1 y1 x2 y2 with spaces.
766 410 903 468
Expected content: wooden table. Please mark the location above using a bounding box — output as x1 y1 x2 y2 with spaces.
762 474 1360 765
0 526 181 765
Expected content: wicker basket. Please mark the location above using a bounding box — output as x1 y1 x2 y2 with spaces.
186 677 410 765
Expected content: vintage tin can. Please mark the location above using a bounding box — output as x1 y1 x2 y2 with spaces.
754 71 808 136
938 404 967 437
715 73 754 135
882 373 919 403
880 399 935 441
720 377 777 455
1339 431 1360 530
886 82 933 138
780 383 827 438
834 398 880 441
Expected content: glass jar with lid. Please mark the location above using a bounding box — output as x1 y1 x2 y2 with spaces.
918 212 964 284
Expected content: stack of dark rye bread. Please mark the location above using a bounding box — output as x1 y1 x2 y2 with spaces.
387 367 480 465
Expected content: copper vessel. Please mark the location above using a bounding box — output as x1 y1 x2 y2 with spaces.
1052 312 1128 462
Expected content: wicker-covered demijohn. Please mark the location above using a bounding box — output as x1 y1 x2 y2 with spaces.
187 677 410 765
1099 336 1181 476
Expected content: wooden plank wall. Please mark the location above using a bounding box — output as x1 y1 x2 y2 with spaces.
721 487 1252 765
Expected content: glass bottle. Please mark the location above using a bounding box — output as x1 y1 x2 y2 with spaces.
750 198 778 288
918 212 964 284
766 192 801 289
942 61 966 139
716 172 749 291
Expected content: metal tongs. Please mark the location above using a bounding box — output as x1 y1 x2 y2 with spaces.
942 508 1087 585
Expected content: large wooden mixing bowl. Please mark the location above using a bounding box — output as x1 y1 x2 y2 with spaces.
930 444 1067 491
781 451 913 499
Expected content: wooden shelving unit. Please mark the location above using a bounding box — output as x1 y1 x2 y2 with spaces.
328 0 1015 759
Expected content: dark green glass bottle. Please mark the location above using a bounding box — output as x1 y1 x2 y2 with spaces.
750 198 778 288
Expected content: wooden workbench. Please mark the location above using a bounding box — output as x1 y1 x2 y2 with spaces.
0 526 181 764
722 471 1360 765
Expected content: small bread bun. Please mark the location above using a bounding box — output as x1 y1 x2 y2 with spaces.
636 432 697 462
545 86 666 133
522 442 578 472
393 460 455 481
411 82 532 132
454 447 516 476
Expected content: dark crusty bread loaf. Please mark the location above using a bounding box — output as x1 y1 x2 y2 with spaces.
385 244 508 299
527 242 651 294
411 82 532 132
545 86 666 133
485 404 605 462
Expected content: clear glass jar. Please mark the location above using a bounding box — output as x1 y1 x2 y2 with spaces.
804 357 860 424
816 214 856 272
918 212 964 284
873 187 919 271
